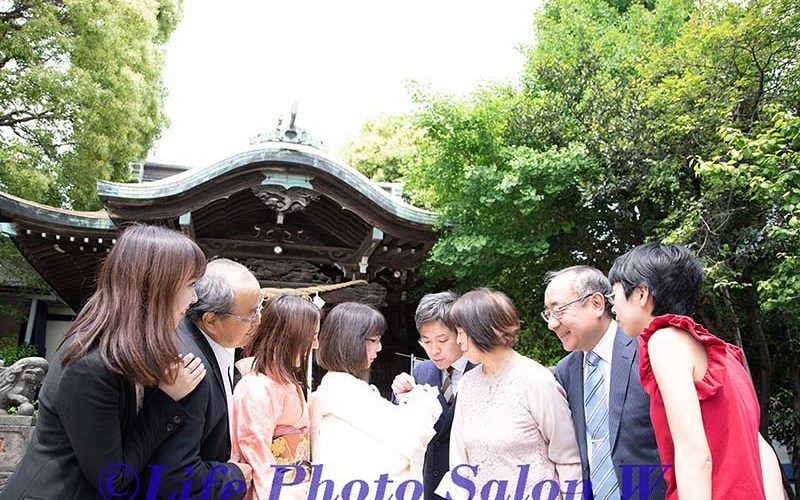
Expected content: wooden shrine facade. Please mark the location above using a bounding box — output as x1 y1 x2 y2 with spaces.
0 140 439 390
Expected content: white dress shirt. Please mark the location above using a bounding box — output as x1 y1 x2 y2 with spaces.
446 356 469 395
582 319 617 460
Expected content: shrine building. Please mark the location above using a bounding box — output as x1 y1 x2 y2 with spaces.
0 123 439 391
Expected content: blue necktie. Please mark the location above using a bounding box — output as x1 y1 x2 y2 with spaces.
584 351 619 500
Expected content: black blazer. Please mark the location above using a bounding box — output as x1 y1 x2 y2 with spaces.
555 326 667 499
1 342 187 500
141 318 245 499
413 360 476 500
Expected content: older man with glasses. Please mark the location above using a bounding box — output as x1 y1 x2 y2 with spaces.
144 258 263 499
543 265 666 500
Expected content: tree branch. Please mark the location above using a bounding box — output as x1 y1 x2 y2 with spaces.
0 110 58 128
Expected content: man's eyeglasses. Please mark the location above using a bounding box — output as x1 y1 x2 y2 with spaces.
541 292 616 323
540 293 593 323
220 298 265 323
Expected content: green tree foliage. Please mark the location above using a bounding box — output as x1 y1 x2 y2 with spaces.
340 113 424 183
679 114 800 486
0 336 38 365
0 0 182 209
372 0 800 485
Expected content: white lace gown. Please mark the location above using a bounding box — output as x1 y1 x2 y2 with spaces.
437 352 583 500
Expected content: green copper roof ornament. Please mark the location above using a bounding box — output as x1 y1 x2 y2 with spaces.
250 102 324 149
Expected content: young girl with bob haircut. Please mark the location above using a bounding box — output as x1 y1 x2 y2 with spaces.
231 294 321 500
310 302 441 487
608 243 783 500
3 224 208 500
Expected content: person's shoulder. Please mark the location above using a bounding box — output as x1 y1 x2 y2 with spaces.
555 350 581 372
318 371 366 392
459 364 482 386
514 354 561 387
413 360 437 380
60 345 112 376
177 319 203 351
177 321 216 369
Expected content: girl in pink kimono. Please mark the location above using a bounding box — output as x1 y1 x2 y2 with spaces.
230 295 321 500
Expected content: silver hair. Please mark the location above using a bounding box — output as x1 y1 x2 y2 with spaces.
544 265 612 312
414 291 459 331
186 258 255 320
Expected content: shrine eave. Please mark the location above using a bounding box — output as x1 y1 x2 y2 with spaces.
0 191 115 231
96 142 439 228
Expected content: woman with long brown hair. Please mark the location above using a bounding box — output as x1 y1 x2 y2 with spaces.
230 294 321 500
2 224 208 500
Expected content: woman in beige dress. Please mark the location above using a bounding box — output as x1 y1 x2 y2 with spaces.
437 288 583 500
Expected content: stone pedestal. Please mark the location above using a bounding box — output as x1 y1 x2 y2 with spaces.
0 414 36 492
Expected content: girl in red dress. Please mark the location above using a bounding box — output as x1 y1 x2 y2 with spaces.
608 243 783 500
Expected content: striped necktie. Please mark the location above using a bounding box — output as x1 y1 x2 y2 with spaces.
584 351 619 500
441 366 454 404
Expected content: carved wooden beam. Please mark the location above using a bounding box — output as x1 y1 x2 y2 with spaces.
197 237 356 265
179 212 195 240
355 227 384 275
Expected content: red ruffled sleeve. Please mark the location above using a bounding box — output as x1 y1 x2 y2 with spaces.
639 314 730 401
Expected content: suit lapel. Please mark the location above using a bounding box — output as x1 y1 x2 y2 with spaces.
184 318 227 397
432 366 446 407
568 353 589 468
608 327 634 453
430 360 474 437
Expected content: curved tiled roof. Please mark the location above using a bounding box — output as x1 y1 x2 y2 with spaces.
0 191 115 230
97 142 438 227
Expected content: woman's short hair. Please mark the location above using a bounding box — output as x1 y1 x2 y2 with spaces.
246 295 320 387
316 302 386 381
449 288 519 352
608 243 703 316
62 223 207 386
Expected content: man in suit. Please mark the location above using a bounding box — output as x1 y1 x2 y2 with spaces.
392 291 475 500
146 259 261 498
544 266 666 500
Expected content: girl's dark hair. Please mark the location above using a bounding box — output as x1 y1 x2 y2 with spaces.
316 302 386 381
62 224 207 385
246 295 320 387
608 242 703 316
449 288 519 352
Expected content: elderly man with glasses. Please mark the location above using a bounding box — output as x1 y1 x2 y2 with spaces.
543 265 666 500
144 258 263 499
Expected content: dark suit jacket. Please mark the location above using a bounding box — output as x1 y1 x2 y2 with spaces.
141 318 245 499
555 326 666 500
1 342 187 500
413 360 476 500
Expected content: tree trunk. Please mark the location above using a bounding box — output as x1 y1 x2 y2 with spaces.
793 361 800 497
742 279 771 436
719 285 751 375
